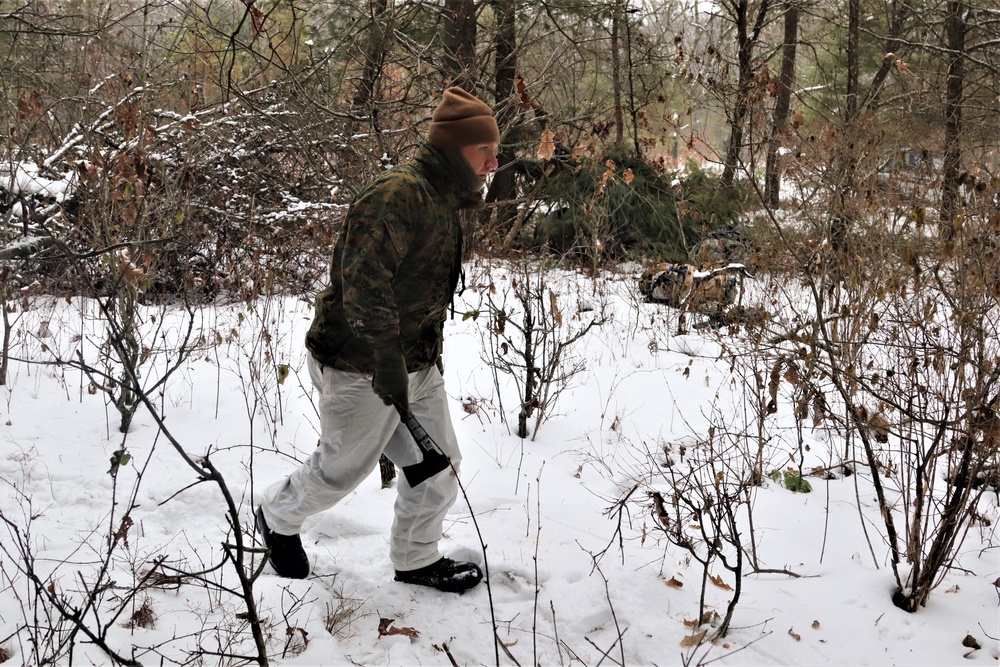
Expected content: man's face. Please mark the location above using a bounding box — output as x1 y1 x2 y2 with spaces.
459 142 499 182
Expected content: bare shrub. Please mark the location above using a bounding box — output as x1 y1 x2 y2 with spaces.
473 258 605 439
650 432 749 640
324 591 367 639
754 183 1000 612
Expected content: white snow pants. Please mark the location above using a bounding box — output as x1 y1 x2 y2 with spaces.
259 354 462 572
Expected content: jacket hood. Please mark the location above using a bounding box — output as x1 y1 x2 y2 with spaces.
414 143 486 209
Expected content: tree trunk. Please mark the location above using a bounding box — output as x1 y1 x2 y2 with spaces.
721 0 771 187
347 0 391 162
483 0 518 240
940 0 966 235
764 1 799 209
831 0 911 251
443 0 477 88
845 0 859 123
352 0 389 111
611 0 624 145
624 9 642 159
860 4 911 112
830 0 860 253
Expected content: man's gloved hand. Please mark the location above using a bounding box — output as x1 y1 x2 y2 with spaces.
371 342 409 411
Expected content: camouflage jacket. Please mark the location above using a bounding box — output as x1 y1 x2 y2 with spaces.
305 143 482 374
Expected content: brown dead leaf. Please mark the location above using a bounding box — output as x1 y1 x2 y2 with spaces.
116 249 145 285
378 617 420 641
116 103 140 142
17 91 44 119
811 620 821 630
784 363 799 386
767 360 782 413
709 573 732 591
651 492 670 529
515 75 534 110
549 290 562 327
188 85 203 112
682 618 699 627
537 128 555 161
599 167 614 193
664 576 684 589
113 516 134 548
76 160 100 185
788 628 801 641
680 630 707 647
249 5 266 38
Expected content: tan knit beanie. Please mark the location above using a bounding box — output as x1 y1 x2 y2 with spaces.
428 87 500 149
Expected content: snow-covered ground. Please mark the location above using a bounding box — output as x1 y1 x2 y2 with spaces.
0 259 997 666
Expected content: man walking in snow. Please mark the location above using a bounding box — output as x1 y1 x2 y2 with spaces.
255 87 499 593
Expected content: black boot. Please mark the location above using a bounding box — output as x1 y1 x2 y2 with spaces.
394 557 483 593
255 506 310 579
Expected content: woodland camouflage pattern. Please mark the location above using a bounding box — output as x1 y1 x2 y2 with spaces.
306 143 483 374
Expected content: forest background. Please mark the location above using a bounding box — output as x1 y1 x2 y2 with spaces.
1 0 999 665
